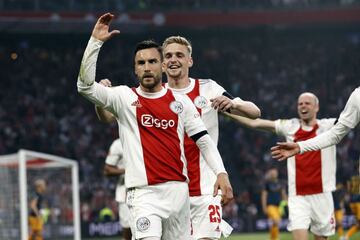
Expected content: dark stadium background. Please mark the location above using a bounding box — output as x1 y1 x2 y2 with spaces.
1 0 359 239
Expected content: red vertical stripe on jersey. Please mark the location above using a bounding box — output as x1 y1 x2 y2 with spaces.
185 79 202 196
133 89 186 185
294 124 323 195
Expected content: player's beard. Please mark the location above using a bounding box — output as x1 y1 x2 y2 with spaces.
139 73 162 90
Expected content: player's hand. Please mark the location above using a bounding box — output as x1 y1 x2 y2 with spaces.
271 142 300 161
92 13 120 42
210 96 233 112
99 78 112 87
213 172 233 205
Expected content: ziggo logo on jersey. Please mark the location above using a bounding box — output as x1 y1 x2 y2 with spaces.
141 114 176 129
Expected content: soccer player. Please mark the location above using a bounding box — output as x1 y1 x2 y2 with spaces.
227 92 337 240
77 13 233 240
28 179 46 240
344 175 360 240
103 139 131 240
161 36 261 240
271 87 360 160
95 36 260 239
261 167 287 240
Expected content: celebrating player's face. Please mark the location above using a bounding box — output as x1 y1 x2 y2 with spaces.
297 93 319 121
163 43 193 80
134 48 163 91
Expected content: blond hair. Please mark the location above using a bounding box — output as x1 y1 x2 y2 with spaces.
162 36 192 56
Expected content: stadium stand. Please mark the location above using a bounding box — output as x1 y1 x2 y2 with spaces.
1 0 360 11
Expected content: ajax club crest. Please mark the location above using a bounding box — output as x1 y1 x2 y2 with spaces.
194 96 207 109
170 101 184 114
136 217 150 232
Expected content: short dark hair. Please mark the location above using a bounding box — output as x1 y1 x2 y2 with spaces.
134 40 163 61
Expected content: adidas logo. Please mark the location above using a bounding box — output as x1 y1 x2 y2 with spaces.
215 225 220 232
131 99 142 108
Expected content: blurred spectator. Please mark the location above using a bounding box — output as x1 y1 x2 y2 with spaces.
1 0 360 11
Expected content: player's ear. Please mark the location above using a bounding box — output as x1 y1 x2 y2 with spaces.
162 61 166 72
134 66 139 78
315 102 319 113
188 57 193 68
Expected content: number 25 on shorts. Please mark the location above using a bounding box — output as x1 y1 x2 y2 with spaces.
208 205 221 223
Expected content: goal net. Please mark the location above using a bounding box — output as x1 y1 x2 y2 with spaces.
0 149 80 240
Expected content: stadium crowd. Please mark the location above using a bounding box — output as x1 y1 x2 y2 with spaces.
0 26 359 232
1 0 360 11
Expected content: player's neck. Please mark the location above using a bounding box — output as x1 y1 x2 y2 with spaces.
300 118 317 127
140 83 163 93
167 76 191 89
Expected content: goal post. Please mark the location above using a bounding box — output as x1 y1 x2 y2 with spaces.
0 149 81 240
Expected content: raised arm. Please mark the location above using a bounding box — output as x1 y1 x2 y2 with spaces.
78 13 119 86
225 113 276 133
77 13 122 111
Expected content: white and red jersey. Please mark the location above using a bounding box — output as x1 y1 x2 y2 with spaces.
105 139 126 203
275 118 337 196
166 78 226 196
79 83 207 188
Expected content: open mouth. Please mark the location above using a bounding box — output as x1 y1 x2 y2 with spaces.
169 65 180 69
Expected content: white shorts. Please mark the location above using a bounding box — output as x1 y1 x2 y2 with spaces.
126 181 191 240
190 195 222 239
287 192 335 236
119 202 131 228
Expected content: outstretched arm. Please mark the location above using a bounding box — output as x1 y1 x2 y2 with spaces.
211 96 261 119
225 113 276 133
298 122 350 152
271 122 351 161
